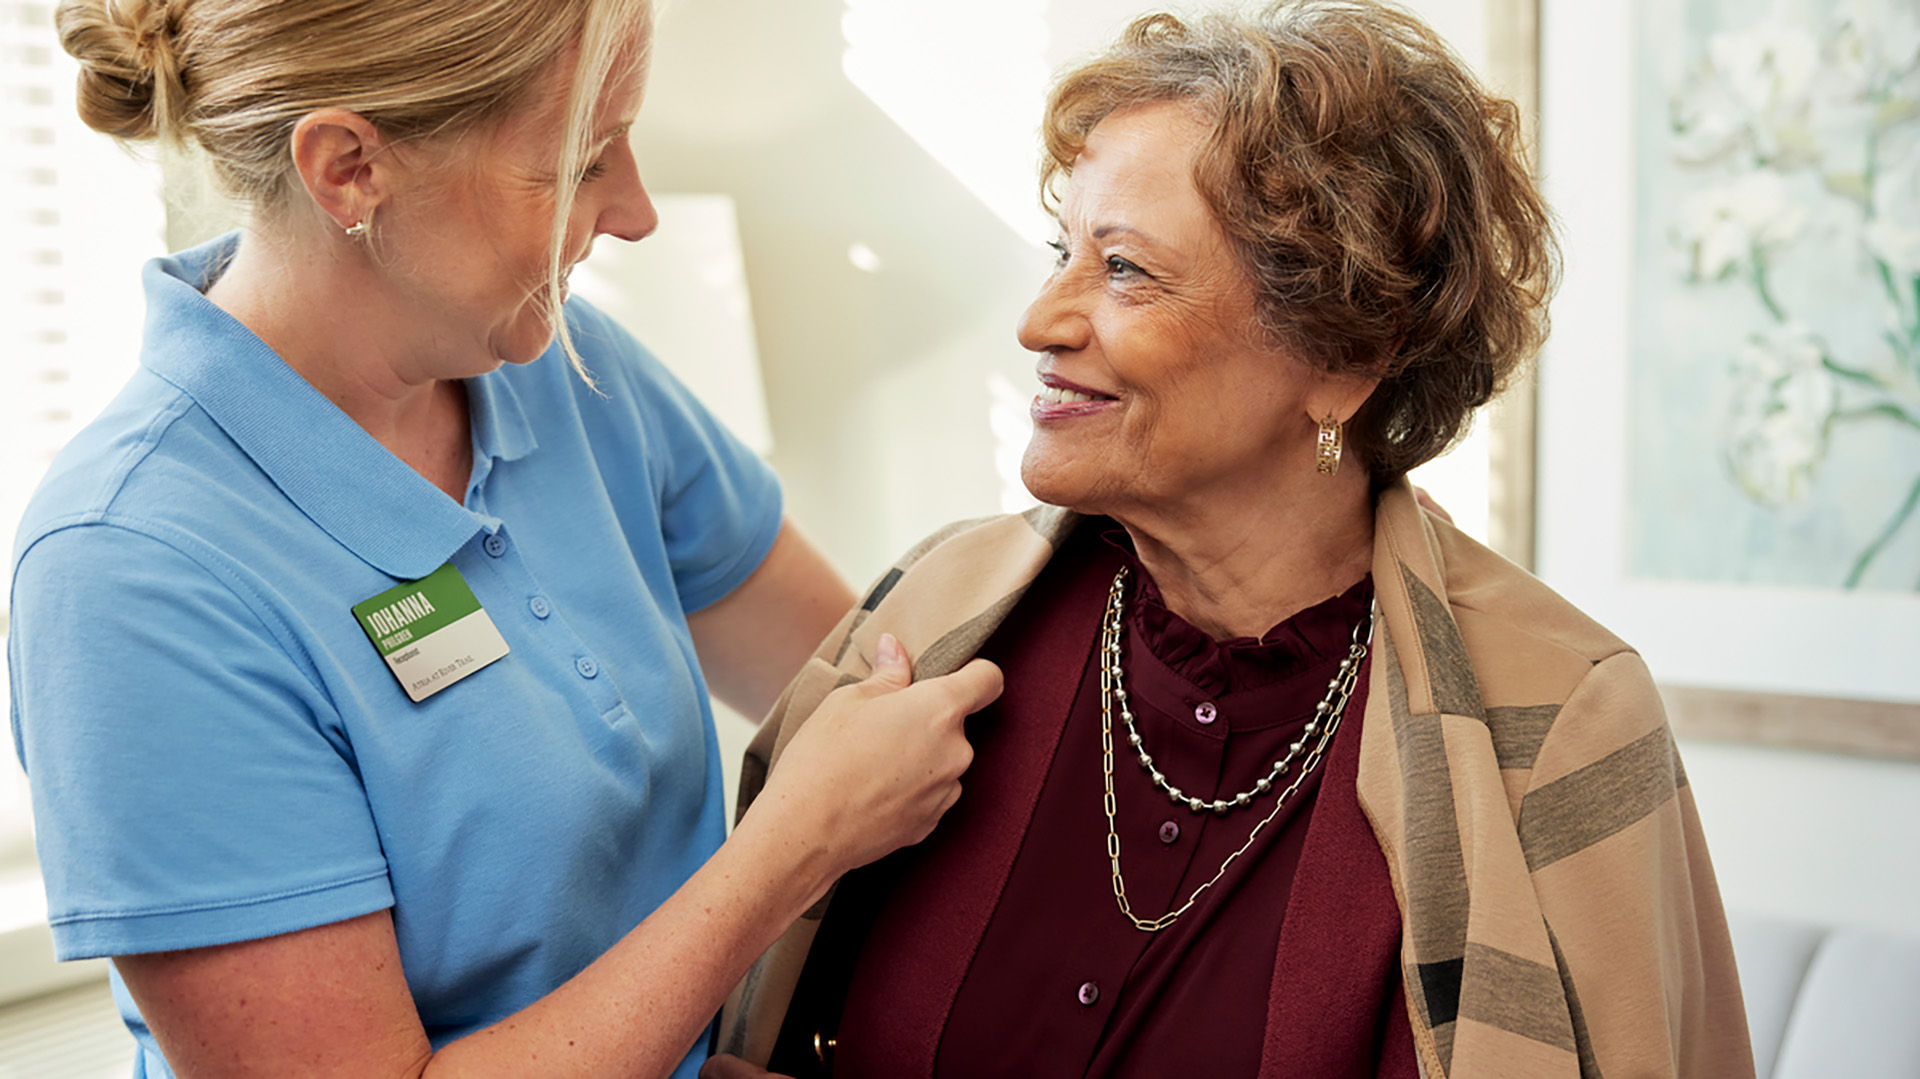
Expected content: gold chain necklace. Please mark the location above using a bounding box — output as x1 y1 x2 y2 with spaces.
1112 580 1364 815
1099 565 1373 932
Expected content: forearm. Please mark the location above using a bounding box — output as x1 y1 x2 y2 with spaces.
119 642 992 1079
690 520 855 721
428 808 833 1079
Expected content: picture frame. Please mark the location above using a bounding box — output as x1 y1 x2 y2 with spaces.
1529 0 1920 759
1484 0 1541 570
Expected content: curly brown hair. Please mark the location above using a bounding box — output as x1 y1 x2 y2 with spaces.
1040 0 1558 480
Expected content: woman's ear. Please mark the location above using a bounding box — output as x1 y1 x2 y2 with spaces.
288 109 389 232
1307 370 1382 427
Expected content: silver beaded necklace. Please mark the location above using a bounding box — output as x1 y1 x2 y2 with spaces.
1099 564 1373 932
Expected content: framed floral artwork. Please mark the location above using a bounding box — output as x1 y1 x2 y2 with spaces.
1534 0 1920 756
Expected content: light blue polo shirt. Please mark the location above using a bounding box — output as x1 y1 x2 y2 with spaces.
7 236 782 1078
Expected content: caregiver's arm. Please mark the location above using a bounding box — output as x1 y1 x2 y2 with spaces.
114 636 1001 1079
688 518 855 720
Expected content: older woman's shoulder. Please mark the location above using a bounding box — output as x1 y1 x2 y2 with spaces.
1421 517 1655 720
891 505 1081 575
845 507 1083 638
1436 525 1627 655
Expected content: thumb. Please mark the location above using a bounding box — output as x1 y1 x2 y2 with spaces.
865 632 914 691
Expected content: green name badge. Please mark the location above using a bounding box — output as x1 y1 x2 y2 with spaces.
352 563 510 703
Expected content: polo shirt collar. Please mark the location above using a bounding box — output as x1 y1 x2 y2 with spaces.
139 235 513 582
466 357 538 468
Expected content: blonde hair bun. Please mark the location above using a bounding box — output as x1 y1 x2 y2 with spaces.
52 0 638 216
56 0 182 141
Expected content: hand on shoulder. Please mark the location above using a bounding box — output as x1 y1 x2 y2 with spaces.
743 633 1002 890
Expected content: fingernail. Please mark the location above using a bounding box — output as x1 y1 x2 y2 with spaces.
876 632 903 666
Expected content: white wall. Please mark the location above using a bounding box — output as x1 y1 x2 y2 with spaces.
1681 739 1920 936
635 0 1048 585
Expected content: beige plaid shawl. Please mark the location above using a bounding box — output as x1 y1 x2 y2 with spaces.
719 480 1753 1077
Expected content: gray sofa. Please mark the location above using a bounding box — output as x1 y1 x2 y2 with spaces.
1729 911 1920 1077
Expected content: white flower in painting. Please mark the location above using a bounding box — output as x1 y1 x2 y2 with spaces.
1669 68 1749 166
1865 139 1920 277
1830 0 1920 101
1711 21 1820 116
1672 20 1824 167
1723 323 1839 506
1673 171 1808 281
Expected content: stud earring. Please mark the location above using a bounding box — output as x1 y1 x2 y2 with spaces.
344 218 370 238
1315 413 1343 476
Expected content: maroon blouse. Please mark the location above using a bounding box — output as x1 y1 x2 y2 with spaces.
820 522 1418 1078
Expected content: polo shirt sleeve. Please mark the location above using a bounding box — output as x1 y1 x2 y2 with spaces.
9 522 394 961
582 306 783 615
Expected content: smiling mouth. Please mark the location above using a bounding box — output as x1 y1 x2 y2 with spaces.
1036 372 1117 401
1032 375 1117 420
1037 385 1109 405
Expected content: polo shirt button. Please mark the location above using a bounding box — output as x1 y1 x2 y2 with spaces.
484 533 508 558
528 596 551 619
1076 981 1100 1007
1158 820 1180 844
575 656 598 679
1194 701 1218 725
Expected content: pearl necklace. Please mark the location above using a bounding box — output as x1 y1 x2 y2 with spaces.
1106 565 1372 814
1100 564 1373 932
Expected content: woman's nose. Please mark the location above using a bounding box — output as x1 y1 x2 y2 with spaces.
1016 272 1089 354
599 156 658 243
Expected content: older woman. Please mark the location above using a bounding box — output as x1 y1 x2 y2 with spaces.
712 3 1752 1077
10 1 1000 1077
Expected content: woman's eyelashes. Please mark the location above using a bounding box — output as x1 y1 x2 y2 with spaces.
1044 240 1151 283
579 158 610 182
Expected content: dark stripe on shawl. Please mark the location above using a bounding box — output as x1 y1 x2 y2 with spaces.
1399 564 1485 719
862 568 904 611
1383 629 1469 1064
1487 704 1560 770
1518 725 1680 871
1457 943 1578 1052
1417 958 1463 1026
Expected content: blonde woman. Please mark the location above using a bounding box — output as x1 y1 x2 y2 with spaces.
8 2 999 1076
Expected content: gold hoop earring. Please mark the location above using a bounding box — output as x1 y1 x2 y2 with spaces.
1315 413 1343 476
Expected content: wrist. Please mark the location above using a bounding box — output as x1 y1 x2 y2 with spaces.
728 792 842 916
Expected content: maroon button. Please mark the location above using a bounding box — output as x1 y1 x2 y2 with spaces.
1158 820 1180 844
1194 701 1218 725
1076 981 1100 1006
